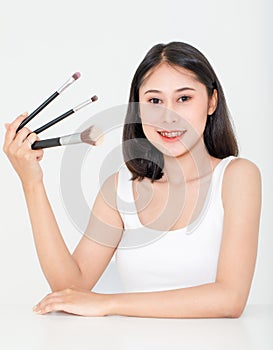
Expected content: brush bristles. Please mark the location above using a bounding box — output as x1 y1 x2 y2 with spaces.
72 72 81 80
91 95 98 102
81 126 104 146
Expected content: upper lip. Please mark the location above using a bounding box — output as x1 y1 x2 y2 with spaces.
157 129 187 133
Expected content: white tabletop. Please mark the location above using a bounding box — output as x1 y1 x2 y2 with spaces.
0 304 272 350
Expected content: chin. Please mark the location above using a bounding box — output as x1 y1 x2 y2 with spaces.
151 141 189 158
163 148 189 158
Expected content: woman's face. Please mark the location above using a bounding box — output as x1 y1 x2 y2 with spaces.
138 63 217 157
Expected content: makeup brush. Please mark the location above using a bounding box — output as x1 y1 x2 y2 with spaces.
33 95 98 134
31 125 104 149
16 72 81 133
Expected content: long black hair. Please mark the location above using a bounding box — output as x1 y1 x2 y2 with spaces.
122 41 239 182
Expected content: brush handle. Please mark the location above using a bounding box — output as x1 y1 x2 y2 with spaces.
16 92 59 133
33 109 74 134
32 137 61 150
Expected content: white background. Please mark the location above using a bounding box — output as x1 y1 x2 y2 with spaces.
0 0 272 306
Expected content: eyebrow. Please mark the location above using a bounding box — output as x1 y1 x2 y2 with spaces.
144 87 196 94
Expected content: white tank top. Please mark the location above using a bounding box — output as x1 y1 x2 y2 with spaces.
114 155 236 292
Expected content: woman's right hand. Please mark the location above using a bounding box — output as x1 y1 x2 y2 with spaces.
3 113 44 187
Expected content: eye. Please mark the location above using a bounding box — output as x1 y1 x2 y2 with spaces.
178 96 191 102
149 98 161 104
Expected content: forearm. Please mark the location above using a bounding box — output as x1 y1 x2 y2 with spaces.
108 282 242 318
22 181 82 291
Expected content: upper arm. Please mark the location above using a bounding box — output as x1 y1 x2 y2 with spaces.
216 157 262 315
72 173 124 290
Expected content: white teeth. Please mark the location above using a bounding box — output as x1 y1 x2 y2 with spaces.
158 130 186 138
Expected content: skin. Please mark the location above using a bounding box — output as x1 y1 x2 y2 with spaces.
139 63 217 162
135 63 220 230
3 63 262 318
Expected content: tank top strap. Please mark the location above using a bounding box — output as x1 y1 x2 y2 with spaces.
116 165 142 229
183 155 237 235
211 155 237 213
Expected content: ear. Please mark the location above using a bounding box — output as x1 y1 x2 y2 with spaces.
208 89 218 115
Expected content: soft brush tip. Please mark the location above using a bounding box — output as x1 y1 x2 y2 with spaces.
72 72 81 80
81 125 104 146
91 95 98 102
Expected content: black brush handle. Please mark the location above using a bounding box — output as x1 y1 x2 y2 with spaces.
32 137 61 150
33 109 74 134
16 91 59 133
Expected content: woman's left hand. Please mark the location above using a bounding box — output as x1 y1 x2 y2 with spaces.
32 288 112 316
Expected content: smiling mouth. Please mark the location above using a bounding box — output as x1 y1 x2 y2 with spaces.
157 130 187 138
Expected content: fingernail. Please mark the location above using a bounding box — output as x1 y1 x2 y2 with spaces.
32 305 37 311
4 123 10 129
33 307 41 314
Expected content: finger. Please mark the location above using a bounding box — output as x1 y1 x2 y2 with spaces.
11 127 33 148
4 127 33 156
20 133 43 160
36 299 84 316
5 112 28 135
11 112 29 130
3 113 28 151
34 300 67 315
8 131 40 157
37 151 44 162
33 288 78 313
23 132 38 148
33 135 44 159
33 292 54 308
33 288 72 309
33 293 65 308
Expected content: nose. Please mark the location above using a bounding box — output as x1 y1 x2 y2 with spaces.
161 104 179 124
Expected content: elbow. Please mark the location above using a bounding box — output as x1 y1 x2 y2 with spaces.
227 305 244 319
49 283 68 293
48 279 84 293
231 304 246 319
224 293 246 318
46 268 85 292
50 283 78 293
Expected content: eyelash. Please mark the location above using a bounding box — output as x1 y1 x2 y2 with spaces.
148 96 191 104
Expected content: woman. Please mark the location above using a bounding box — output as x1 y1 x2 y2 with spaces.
3 42 261 318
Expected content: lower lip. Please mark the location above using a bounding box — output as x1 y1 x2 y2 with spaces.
158 132 187 143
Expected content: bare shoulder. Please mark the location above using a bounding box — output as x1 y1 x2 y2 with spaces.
224 157 262 186
91 171 123 228
98 172 119 204
222 157 262 207
225 157 261 177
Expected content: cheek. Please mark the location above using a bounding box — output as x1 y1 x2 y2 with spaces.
142 123 156 141
140 104 165 128
182 105 208 135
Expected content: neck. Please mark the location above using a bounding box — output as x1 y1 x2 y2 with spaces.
160 139 213 185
